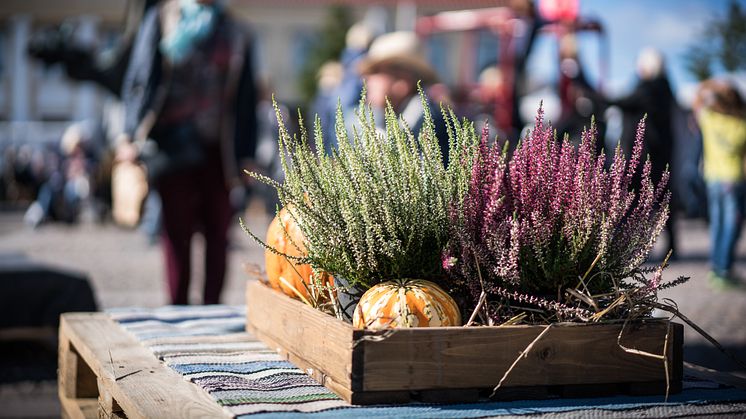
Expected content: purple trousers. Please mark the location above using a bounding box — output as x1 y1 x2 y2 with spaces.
156 148 232 305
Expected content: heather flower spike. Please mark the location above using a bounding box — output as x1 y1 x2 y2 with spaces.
445 107 674 323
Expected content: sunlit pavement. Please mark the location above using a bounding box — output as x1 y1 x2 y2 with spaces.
0 200 271 309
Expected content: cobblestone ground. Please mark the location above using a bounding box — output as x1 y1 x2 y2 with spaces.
1 204 745 416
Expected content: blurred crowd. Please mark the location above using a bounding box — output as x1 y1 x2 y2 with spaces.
3 0 746 302
1 122 111 226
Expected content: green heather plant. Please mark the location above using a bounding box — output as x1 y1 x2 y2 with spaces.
242 91 479 290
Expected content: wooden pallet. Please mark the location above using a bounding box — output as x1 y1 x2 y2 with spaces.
58 313 228 419
245 280 685 405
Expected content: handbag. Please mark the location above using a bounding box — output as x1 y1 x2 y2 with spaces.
111 160 149 228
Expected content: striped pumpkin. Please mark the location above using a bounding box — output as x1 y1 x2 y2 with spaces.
353 279 461 329
265 205 332 300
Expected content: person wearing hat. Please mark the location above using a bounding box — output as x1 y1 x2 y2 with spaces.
693 79 746 289
358 31 450 164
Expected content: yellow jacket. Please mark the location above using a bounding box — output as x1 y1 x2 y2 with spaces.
698 108 746 182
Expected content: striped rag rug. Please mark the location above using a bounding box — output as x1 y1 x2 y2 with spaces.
109 305 746 418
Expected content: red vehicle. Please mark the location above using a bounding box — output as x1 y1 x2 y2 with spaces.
416 5 608 139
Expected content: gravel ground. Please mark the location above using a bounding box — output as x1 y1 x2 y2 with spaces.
1 204 745 417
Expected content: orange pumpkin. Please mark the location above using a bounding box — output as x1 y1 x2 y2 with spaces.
353 279 461 329
265 205 332 299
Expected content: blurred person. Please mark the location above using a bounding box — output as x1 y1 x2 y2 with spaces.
611 47 678 258
469 65 507 143
313 22 375 155
118 0 258 305
0 147 7 202
358 31 450 163
11 145 45 203
28 1 160 226
2 146 18 202
338 22 375 111
674 110 707 219
24 124 95 227
555 34 607 151
28 0 160 98
253 81 296 215
312 60 344 154
693 79 746 288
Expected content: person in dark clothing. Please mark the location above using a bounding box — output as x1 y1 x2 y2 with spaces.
612 48 678 257
554 34 607 152
118 0 258 304
314 22 373 155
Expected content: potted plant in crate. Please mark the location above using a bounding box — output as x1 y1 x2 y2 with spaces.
242 91 480 322
443 108 687 327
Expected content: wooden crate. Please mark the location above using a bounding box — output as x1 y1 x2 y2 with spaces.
58 313 228 419
245 280 684 405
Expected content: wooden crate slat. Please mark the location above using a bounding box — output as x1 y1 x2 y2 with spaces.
59 313 228 419
360 322 682 391
245 280 357 389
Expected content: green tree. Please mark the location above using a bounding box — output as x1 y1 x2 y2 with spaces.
683 0 746 80
683 45 713 81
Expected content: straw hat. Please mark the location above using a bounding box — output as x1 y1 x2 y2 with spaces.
358 31 438 85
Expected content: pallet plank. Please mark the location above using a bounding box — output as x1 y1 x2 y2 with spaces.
59 334 98 400
97 376 124 418
59 396 98 419
59 313 228 419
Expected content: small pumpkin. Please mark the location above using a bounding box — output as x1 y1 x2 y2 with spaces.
265 205 332 299
353 279 461 329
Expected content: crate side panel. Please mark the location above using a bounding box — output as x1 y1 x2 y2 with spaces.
245 281 355 389
361 321 679 391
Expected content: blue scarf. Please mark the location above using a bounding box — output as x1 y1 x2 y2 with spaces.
159 0 220 65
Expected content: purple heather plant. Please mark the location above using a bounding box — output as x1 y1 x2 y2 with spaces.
444 107 678 322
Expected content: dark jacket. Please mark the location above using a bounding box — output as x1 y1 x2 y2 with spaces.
121 5 257 185
613 76 676 181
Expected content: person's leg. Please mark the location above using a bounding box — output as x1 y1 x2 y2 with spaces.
158 171 197 304
139 191 162 244
200 148 232 304
707 182 726 276
24 181 54 227
720 182 744 277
